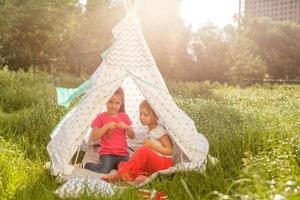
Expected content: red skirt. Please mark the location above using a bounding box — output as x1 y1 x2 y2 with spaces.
117 146 173 181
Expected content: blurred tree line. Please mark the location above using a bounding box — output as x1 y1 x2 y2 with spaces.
0 0 299 83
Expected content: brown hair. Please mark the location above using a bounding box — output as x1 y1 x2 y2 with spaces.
139 100 158 120
113 87 125 112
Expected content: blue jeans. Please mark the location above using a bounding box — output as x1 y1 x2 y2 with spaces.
84 154 129 174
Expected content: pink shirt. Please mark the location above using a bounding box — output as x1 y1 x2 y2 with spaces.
92 112 132 156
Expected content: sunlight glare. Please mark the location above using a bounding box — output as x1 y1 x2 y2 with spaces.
181 0 239 28
79 0 87 6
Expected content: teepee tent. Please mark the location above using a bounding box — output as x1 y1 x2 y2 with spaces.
47 1 209 178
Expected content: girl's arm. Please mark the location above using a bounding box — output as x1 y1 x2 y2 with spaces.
117 122 135 139
126 126 135 139
144 134 173 156
89 122 116 142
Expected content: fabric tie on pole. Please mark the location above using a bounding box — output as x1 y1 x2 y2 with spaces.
101 48 111 60
56 80 92 107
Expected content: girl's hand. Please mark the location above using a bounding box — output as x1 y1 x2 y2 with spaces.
105 122 117 138
143 138 154 149
117 121 129 130
118 122 135 139
105 122 117 130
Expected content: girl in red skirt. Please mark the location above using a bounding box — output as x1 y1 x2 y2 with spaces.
102 100 173 183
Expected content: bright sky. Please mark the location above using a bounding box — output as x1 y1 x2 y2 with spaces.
181 0 239 28
79 0 239 28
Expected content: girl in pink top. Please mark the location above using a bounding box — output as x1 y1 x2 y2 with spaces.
102 100 173 183
84 87 135 173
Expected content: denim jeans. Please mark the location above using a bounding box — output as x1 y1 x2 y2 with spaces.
84 154 129 174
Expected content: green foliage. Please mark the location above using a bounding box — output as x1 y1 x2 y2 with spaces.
0 137 56 199
1 1 300 82
0 0 125 75
189 17 300 83
61 0 124 75
167 79 220 98
172 84 300 199
0 66 55 112
0 67 72 160
225 36 267 84
242 17 300 79
232 137 300 199
192 23 230 82
0 0 84 72
0 68 299 199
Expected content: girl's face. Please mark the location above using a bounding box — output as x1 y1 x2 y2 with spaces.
106 94 122 116
139 107 157 127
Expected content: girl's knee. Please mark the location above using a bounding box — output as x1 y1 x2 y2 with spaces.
84 162 93 168
85 162 112 173
84 162 98 171
99 161 114 173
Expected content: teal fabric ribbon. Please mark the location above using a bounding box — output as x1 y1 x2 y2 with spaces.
56 80 92 107
101 48 111 60
56 47 110 108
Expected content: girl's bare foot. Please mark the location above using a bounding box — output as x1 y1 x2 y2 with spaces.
101 173 119 183
134 175 148 184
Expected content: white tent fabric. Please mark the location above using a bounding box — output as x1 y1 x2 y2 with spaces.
47 8 209 178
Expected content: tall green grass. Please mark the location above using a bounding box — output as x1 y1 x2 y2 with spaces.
172 84 299 199
0 68 299 199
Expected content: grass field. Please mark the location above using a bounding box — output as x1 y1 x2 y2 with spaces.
0 68 299 199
